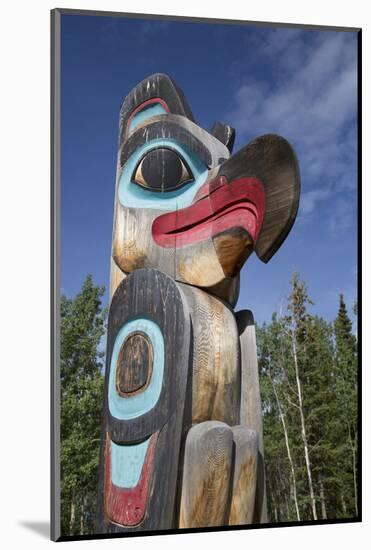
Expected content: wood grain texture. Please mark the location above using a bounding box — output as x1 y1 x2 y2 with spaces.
236 310 267 523
97 268 192 533
179 421 234 528
111 110 232 290
112 202 228 287
219 134 300 263
179 284 240 426
151 174 264 278
109 258 126 303
119 73 195 146
210 121 235 153
115 332 153 396
103 431 158 526
109 145 127 304
213 227 254 277
229 426 258 525
120 115 229 171
206 274 240 308
98 73 300 533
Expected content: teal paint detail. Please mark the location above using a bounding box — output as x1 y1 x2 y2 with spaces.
108 318 164 420
118 139 208 210
110 437 150 488
128 104 167 134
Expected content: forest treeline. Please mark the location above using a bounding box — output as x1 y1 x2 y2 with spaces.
59 273 358 535
258 273 358 522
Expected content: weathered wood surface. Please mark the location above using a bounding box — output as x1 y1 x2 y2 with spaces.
175 291 261 528
228 426 258 525
206 274 240 309
213 227 254 278
111 72 300 298
219 134 301 263
236 310 267 523
115 332 153 396
112 110 232 290
179 421 234 528
179 283 240 426
98 72 301 533
119 73 196 147
179 422 259 529
210 121 235 153
97 268 192 532
109 256 126 302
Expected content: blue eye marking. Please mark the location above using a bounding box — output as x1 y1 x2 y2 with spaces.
118 139 208 210
108 317 164 421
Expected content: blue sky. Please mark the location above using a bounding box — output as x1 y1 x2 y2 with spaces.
61 14 358 324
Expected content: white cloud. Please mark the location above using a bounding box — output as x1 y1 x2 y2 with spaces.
300 188 331 215
226 30 358 231
328 197 356 234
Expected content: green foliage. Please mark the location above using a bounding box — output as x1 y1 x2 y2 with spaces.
332 294 358 516
60 275 106 536
258 275 358 522
58 272 358 532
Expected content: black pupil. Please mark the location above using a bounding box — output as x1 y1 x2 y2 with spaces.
140 148 185 191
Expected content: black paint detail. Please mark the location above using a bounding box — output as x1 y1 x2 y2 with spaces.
119 73 195 146
218 134 300 263
97 268 193 533
210 121 235 153
120 119 212 169
134 147 193 192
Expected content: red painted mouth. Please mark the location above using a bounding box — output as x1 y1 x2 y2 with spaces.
104 432 158 527
152 176 266 248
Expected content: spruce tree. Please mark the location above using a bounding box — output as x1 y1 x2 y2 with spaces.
257 274 357 522
333 294 358 517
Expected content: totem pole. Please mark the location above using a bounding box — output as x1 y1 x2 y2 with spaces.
97 73 300 533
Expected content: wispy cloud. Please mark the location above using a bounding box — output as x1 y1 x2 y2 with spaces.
300 188 331 215
226 30 358 232
328 197 356 234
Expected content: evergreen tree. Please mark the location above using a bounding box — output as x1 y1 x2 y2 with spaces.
301 315 336 519
257 275 358 522
57 273 358 530
60 276 106 536
333 294 358 516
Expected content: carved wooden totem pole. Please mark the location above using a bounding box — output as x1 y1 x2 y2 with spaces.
97 73 300 533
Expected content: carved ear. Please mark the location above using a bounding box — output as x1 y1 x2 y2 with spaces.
119 73 195 145
210 122 236 153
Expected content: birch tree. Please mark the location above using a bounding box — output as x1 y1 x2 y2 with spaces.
257 274 357 522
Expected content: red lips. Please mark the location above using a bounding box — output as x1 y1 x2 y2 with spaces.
152 176 266 248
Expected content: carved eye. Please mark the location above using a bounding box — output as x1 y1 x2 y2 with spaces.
132 147 193 192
